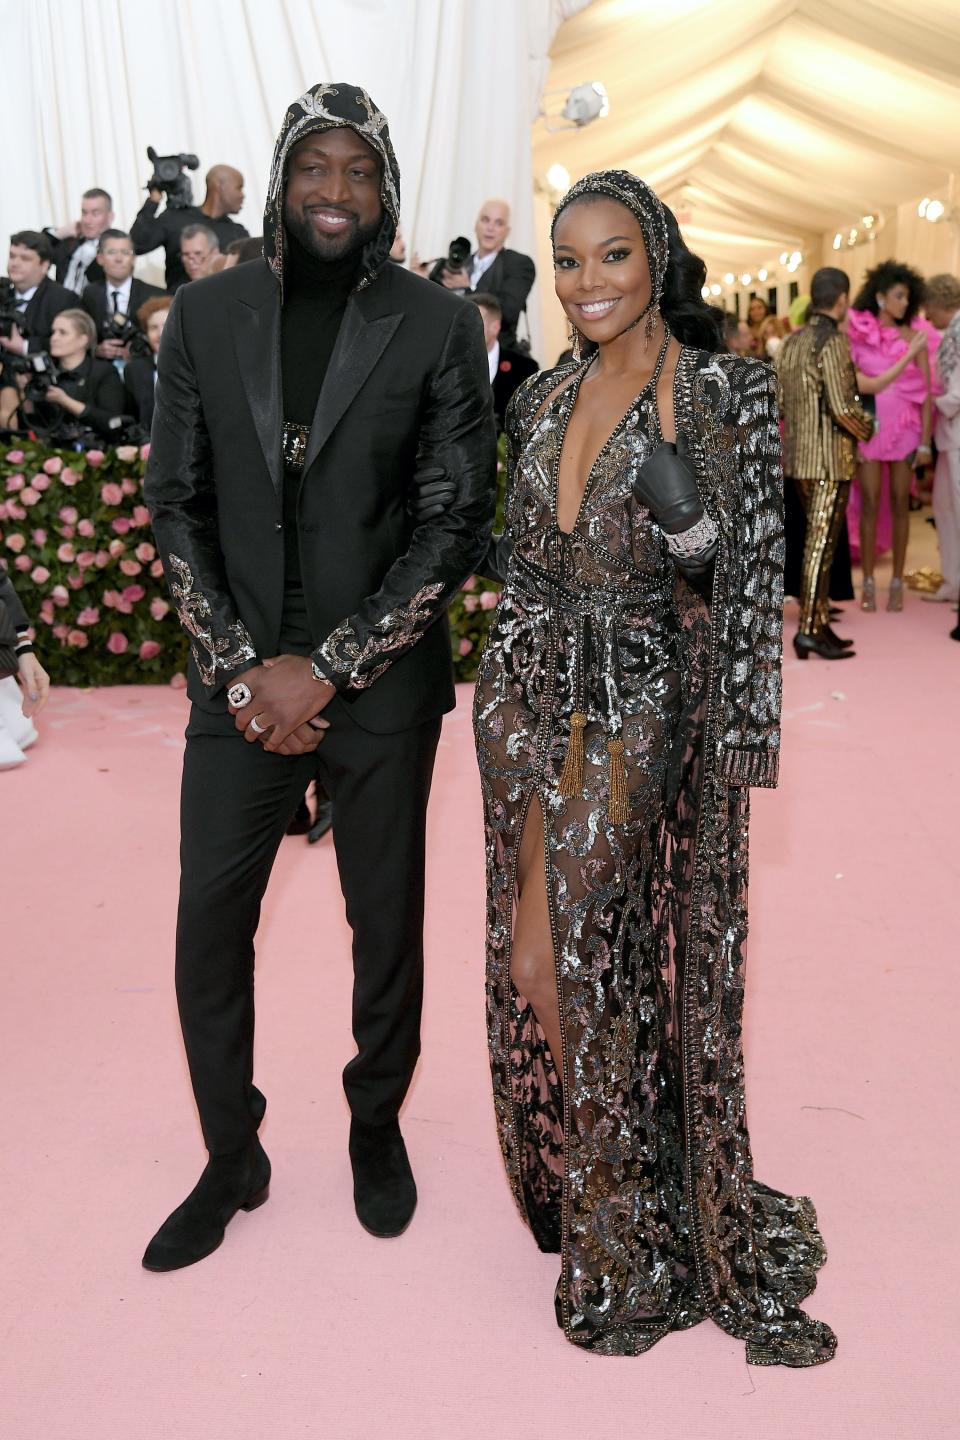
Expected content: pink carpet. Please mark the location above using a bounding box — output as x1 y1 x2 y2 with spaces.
2 596 958 1439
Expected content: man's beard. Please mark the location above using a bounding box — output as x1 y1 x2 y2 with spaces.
284 202 383 262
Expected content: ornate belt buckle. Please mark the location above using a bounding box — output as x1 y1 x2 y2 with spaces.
282 422 310 473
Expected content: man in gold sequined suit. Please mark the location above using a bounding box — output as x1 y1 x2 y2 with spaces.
776 267 874 660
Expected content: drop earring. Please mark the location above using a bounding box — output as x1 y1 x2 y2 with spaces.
643 304 660 351
571 326 584 362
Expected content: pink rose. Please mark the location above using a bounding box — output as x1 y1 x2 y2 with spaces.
57 542 76 563
59 466 79 487
463 594 479 613
76 550 96 569
77 518 95 537
6 474 24 492
115 445 138 462
67 629 89 648
77 607 100 626
150 597 170 620
86 450 105 467
20 487 40 506
139 640 161 660
111 517 131 535
59 525 76 540
132 505 151 526
120 477 138 496
6 503 26 520
30 566 50 584
150 559 164 578
14 554 31 572
100 482 123 506
169 671 187 689
31 528 46 545
102 590 120 609
53 623 69 641
5 449 24 463
39 600 54 624
106 631 129 655
135 542 155 562
67 572 84 590
94 550 110 568
121 584 145 603
119 559 142 577
59 506 79 524
108 539 125 557
480 590 498 611
458 637 473 656
461 575 477 591
51 585 69 606
42 455 63 475
31 474 51 491
6 533 26 552
139 442 151 461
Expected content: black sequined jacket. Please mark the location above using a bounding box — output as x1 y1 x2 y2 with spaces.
143 258 497 733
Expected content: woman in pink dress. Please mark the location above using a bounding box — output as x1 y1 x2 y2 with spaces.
846 262 936 611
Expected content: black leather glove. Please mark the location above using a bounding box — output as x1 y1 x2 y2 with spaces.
408 465 456 522
633 435 704 534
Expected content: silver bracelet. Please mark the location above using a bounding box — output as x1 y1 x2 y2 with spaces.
663 512 719 561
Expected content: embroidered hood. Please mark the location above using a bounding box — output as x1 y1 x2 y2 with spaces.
263 82 400 294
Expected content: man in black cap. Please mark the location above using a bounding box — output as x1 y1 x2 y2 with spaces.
142 83 496 1270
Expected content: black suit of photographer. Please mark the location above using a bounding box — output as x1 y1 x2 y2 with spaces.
81 278 165 340
130 201 248 292
123 355 157 429
430 246 535 348
31 354 126 439
16 276 75 354
43 233 105 291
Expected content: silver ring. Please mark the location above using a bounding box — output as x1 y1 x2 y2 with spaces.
227 682 253 709
249 714 268 734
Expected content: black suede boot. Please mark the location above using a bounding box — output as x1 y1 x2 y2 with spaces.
142 1138 271 1272
348 1118 416 1237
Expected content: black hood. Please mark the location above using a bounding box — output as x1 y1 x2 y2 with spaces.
263 82 400 294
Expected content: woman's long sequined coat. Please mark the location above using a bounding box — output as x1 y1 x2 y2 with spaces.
474 345 835 1366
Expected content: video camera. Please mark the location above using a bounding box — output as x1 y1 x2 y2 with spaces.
146 146 200 210
445 236 471 274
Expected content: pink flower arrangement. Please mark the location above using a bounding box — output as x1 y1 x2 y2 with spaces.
135 542 155 562
60 467 79 487
67 629 89 648
122 584 145 603
139 640 161 660
112 516 132 534
108 539 125 557
6 532 26 552
107 631 129 654
59 506 79 524
76 608 100 626
42 455 63 476
20 487 40 506
14 554 31 572
31 474 51 491
76 551 96 569
115 445 139 463
30 566 50 584
459 637 473 656
5 449 24 463
86 450 105 467
131 505 151 527
119 559 142 577
463 594 479 613
480 590 498 611
150 597 170 620
57 542 76 563
100 482 123 506
139 443 151 462
77 518 95 537
6 474 24 492
31 528 46 545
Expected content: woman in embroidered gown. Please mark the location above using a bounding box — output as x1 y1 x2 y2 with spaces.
474 172 835 1366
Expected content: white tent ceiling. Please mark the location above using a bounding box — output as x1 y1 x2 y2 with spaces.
534 0 960 280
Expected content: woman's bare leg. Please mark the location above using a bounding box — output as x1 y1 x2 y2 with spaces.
858 460 881 580
889 459 913 580
511 794 563 1069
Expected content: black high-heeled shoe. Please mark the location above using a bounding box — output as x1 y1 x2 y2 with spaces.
142 1137 271 1272
793 632 855 661
821 625 854 650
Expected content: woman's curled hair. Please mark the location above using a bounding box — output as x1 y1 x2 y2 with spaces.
659 204 724 352
852 260 925 323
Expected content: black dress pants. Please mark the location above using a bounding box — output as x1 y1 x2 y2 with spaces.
176 703 441 1155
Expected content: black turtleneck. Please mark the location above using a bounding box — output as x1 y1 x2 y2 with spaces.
279 233 362 637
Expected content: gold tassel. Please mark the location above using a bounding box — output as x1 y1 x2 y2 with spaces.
606 737 630 824
557 711 587 798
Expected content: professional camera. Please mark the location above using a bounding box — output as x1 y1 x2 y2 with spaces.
445 236 471 273
146 145 200 210
101 311 151 358
0 277 23 339
22 351 61 404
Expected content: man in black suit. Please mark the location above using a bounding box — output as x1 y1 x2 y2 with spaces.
131 164 248 292
468 292 539 431
43 187 113 293
0 231 74 360
81 230 165 361
141 82 496 1272
431 198 535 348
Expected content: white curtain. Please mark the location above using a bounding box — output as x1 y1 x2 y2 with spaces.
5 0 589 351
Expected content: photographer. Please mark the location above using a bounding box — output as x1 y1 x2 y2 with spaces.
130 163 248 292
43 188 114 293
10 309 125 441
429 198 535 348
0 231 75 359
123 295 171 430
82 230 165 361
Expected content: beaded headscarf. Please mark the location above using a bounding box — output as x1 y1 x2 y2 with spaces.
263 82 401 296
551 169 671 352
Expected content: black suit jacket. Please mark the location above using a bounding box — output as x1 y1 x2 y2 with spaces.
491 346 539 430
44 232 105 290
82 279 166 337
123 356 157 429
474 248 535 346
21 277 76 354
144 259 497 733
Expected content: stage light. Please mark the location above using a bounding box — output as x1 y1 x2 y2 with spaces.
545 164 570 195
926 199 945 222
710 283 722 295
723 272 734 284
833 233 842 250
863 215 875 228
918 197 931 217
701 286 710 299
741 273 751 285
757 268 768 281
561 82 609 127
779 252 789 264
